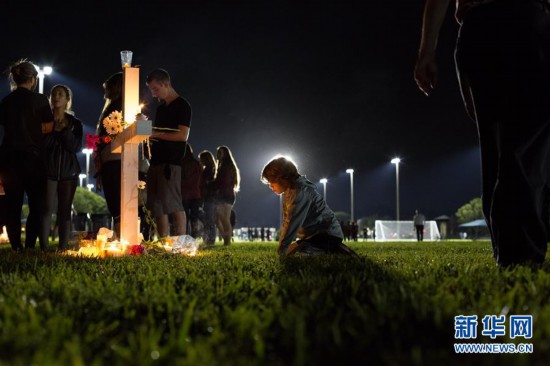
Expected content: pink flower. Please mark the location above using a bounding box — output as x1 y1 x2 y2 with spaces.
85 133 100 151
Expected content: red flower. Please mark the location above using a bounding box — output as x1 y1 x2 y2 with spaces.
85 133 100 151
103 136 111 144
129 245 145 256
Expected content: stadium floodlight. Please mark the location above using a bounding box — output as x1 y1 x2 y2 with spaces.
34 65 53 94
390 157 401 222
320 178 328 202
346 169 354 221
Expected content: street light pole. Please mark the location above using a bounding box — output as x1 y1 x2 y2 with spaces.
78 173 87 188
391 158 401 222
346 169 354 222
82 148 94 187
320 178 327 203
35 65 53 94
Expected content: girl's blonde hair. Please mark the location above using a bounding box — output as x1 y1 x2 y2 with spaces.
261 156 300 186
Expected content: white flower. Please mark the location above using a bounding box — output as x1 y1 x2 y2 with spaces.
109 110 123 124
137 181 146 190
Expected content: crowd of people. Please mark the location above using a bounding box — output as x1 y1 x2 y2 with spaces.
0 60 241 251
0 59 439 260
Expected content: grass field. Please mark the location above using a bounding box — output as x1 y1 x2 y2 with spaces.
0 240 548 365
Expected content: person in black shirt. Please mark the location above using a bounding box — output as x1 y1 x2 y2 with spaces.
0 60 54 251
40 85 83 250
146 69 191 238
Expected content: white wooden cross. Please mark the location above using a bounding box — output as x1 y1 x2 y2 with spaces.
111 66 151 245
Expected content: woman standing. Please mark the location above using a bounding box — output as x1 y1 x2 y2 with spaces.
40 85 83 250
198 150 217 245
93 72 122 237
213 145 240 246
0 60 53 251
181 143 203 237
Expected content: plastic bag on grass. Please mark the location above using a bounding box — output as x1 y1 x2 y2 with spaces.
170 235 199 256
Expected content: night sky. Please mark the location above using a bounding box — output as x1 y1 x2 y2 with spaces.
0 1 481 227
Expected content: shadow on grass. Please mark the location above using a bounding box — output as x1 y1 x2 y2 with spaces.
268 255 537 366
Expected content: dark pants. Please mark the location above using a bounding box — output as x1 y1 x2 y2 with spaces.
288 233 358 257
101 160 121 223
455 0 550 265
415 225 424 242
183 199 202 237
202 199 216 245
1 151 47 250
40 178 77 250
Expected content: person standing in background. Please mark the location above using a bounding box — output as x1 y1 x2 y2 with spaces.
0 60 53 251
413 209 426 242
199 150 217 245
213 145 240 246
181 143 203 237
93 72 123 238
40 85 83 250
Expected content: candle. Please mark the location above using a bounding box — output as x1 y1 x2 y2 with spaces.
96 234 107 250
78 247 100 257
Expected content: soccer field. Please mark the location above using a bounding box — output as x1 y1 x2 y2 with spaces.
0 240 547 365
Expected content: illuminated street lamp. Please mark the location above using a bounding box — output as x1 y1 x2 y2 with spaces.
78 173 87 188
391 157 401 222
82 148 94 187
346 169 354 222
320 178 328 203
34 65 53 94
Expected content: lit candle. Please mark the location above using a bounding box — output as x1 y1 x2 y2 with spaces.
96 234 107 250
78 247 100 257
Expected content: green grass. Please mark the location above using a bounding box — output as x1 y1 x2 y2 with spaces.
0 240 549 365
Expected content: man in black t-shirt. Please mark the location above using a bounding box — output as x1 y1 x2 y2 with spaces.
145 69 191 238
0 60 53 251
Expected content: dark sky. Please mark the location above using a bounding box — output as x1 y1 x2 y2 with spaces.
0 0 481 227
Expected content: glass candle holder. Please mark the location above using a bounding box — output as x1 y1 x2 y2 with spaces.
120 50 133 68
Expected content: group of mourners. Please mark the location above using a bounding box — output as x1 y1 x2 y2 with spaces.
0 60 240 251
0 59 357 258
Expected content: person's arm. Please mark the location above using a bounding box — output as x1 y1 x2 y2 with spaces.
150 124 189 142
414 0 452 96
278 189 312 257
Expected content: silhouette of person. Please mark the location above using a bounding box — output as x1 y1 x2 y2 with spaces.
415 0 550 265
413 209 426 242
0 60 54 251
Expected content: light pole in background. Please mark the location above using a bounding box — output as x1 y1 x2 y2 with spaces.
346 169 354 222
78 173 87 188
35 65 53 94
391 157 401 222
320 178 327 203
82 148 94 187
